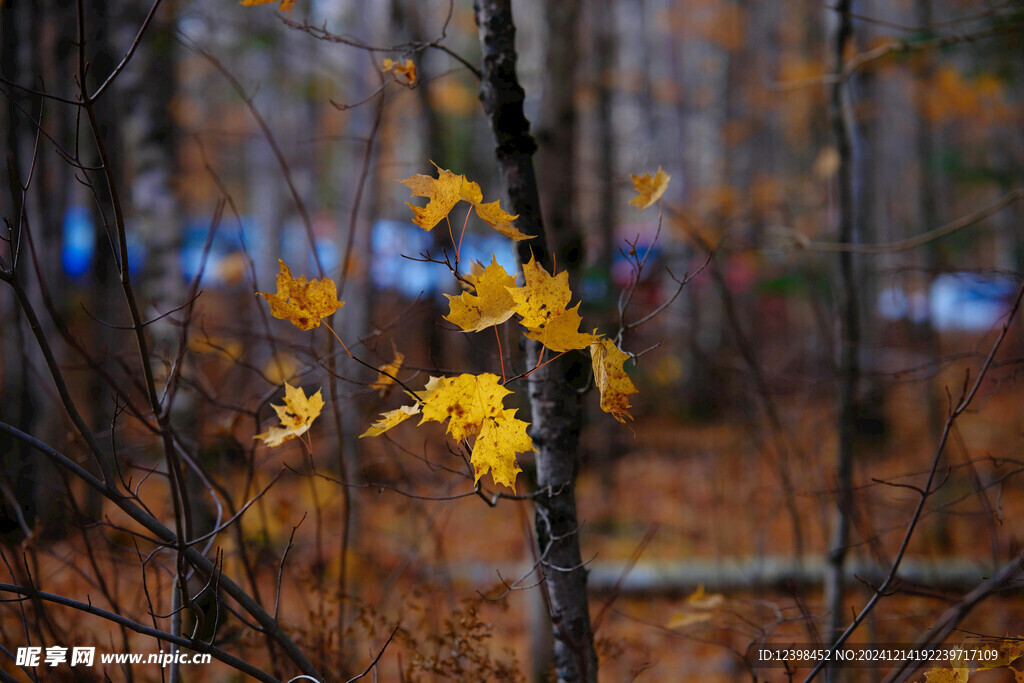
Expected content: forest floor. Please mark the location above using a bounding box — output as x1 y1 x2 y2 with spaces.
3 334 1023 682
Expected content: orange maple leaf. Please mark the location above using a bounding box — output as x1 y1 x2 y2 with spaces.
239 0 294 11
254 383 324 447
258 260 344 331
382 58 416 84
507 257 598 352
629 166 671 210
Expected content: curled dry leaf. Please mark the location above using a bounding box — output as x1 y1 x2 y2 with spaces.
590 338 639 425
359 404 421 438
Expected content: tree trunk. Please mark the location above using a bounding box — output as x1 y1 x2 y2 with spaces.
825 0 860 665
474 2 598 681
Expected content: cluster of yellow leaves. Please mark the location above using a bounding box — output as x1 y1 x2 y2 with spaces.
239 0 293 11
382 58 416 85
254 383 324 447
509 257 599 352
920 639 1024 683
399 164 533 241
254 261 347 447
258 260 344 331
361 373 532 491
442 253 638 424
253 164 666 454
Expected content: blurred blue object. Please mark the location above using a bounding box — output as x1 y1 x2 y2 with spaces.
930 273 1017 331
315 238 340 274
179 217 246 285
370 220 517 298
62 205 95 277
370 220 437 297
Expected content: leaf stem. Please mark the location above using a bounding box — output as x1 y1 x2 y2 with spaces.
323 321 353 358
459 206 472 259
494 325 506 383
445 215 459 264
506 348 567 383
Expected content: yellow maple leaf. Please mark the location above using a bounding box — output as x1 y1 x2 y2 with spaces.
398 164 533 240
629 166 670 210
381 57 416 84
254 383 324 447
258 260 344 331
474 200 533 241
359 404 421 438
978 639 1024 671
399 164 464 231
361 376 445 438
460 259 488 291
508 257 599 352
363 374 531 490
420 373 511 441
472 409 532 490
444 256 517 332
239 0 293 11
371 348 405 396
590 338 639 424
923 662 969 683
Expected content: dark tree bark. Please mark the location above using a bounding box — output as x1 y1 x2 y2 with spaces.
825 0 860 658
474 1 598 681
537 0 581 281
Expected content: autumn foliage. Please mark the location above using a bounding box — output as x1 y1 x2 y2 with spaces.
255 164 656 492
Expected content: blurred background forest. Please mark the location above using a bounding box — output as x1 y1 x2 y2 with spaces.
2 0 1024 680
